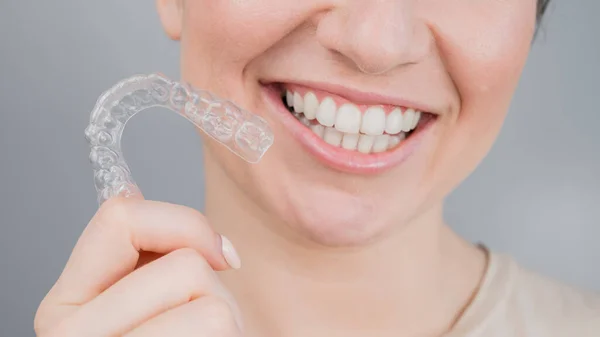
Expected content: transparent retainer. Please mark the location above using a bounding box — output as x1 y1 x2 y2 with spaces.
85 73 274 205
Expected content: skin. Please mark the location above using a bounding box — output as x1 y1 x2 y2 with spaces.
35 1 538 336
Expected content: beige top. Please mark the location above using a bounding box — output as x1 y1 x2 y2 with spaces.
447 252 600 337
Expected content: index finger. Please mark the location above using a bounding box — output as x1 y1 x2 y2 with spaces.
42 196 238 309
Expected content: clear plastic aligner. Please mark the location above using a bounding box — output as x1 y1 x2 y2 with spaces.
85 73 274 204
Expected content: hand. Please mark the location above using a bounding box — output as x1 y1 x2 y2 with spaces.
34 197 243 337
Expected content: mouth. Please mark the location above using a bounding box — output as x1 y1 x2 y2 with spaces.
261 82 437 174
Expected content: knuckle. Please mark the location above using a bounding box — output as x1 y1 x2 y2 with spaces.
33 307 46 335
185 206 208 224
33 298 54 335
41 320 77 337
34 315 68 337
204 296 232 317
169 247 205 267
200 297 238 334
180 207 216 239
89 197 138 239
96 197 132 225
165 248 219 301
169 248 212 283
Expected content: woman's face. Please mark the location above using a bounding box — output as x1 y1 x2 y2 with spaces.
157 0 537 246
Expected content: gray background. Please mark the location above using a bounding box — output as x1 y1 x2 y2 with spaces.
0 1 598 336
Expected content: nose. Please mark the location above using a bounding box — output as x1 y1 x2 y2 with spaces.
316 0 431 75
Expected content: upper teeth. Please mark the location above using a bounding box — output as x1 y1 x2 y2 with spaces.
285 90 421 136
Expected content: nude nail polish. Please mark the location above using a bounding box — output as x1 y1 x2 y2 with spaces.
220 235 242 269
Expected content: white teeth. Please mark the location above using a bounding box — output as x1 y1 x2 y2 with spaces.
323 127 343 146
372 134 390 153
335 103 362 134
402 108 416 132
286 89 423 153
411 111 421 129
303 92 319 120
316 97 337 127
293 92 304 113
286 91 294 107
385 108 404 135
310 124 325 138
357 135 375 153
306 127 405 154
300 116 310 126
360 106 386 136
341 133 360 150
388 133 406 149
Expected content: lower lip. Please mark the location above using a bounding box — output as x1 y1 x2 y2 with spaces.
261 85 435 175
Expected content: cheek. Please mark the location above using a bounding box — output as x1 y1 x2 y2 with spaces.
180 1 308 89
178 1 306 168
435 1 536 115
427 1 536 180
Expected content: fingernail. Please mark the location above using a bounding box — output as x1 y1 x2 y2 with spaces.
220 235 241 269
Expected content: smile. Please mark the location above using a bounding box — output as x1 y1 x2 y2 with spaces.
283 84 424 153
262 82 437 174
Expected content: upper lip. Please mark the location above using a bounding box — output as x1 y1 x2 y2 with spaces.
264 79 439 115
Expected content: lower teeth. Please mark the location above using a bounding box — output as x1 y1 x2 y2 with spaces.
286 111 408 154
281 94 413 153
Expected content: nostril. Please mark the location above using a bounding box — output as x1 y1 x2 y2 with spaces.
354 61 396 76
315 3 430 76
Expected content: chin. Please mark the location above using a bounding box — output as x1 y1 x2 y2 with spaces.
298 214 388 248
275 185 395 248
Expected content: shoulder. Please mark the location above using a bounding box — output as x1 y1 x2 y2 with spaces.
449 252 600 336
501 256 600 336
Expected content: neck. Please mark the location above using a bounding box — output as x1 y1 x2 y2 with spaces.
203 160 487 337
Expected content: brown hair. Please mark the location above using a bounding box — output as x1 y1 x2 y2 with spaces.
538 0 550 23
